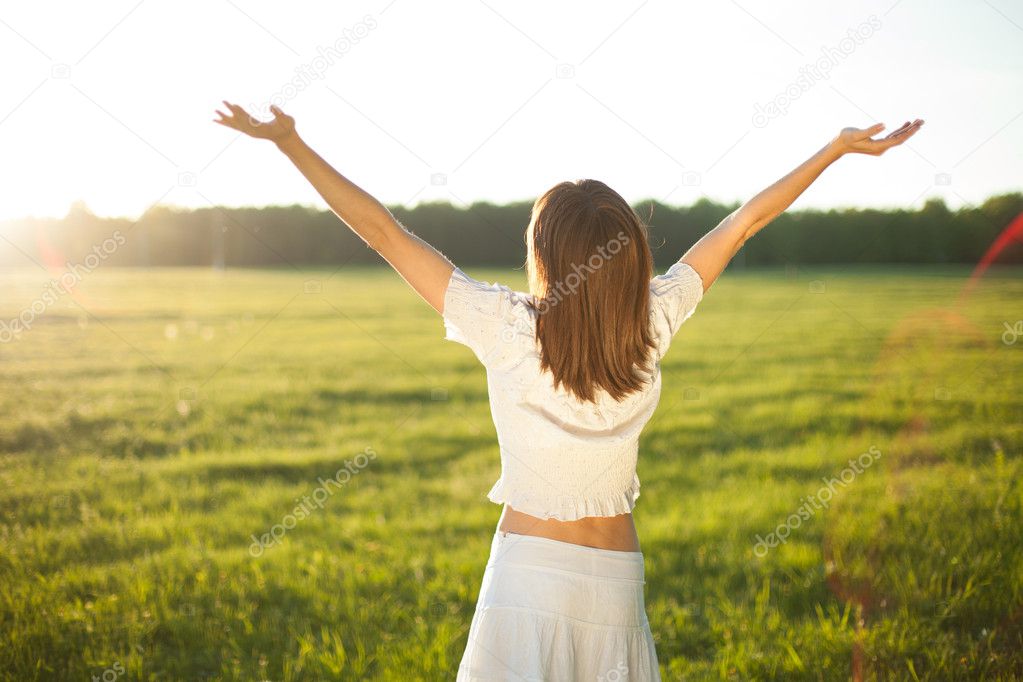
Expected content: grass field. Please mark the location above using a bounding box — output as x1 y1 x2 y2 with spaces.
1 265 1021 681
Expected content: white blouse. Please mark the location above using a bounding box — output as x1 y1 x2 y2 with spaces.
442 261 704 521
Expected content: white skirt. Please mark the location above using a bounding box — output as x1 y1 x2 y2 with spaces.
457 530 661 681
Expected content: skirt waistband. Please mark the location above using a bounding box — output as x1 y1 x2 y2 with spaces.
489 531 645 582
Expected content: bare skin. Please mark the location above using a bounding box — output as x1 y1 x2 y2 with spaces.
499 506 643 551
215 101 923 553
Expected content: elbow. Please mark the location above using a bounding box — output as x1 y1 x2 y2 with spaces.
746 212 779 239
364 229 390 252
364 220 403 253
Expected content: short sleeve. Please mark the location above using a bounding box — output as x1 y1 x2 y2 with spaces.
649 261 704 357
442 267 533 366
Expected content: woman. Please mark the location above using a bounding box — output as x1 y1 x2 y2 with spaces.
214 101 922 680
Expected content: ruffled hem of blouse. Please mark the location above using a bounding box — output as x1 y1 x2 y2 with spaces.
485 475 641 522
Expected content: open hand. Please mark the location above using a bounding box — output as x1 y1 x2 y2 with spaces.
835 119 924 156
214 100 296 142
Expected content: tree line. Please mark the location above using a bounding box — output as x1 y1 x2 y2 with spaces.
1 193 1020 270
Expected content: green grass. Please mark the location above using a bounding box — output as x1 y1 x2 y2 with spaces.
0 265 1021 681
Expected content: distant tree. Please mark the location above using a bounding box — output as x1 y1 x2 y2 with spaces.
0 193 1020 268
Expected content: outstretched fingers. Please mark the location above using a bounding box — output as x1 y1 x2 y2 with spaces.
221 100 267 130
213 101 238 126
213 109 245 131
854 119 923 154
213 113 237 130
885 119 924 145
837 118 925 155
854 123 886 141
884 119 922 140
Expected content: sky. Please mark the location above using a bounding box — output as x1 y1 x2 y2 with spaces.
0 0 1021 223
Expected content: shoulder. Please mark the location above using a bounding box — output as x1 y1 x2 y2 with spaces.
649 260 705 300
445 267 536 321
647 261 705 356
442 268 537 362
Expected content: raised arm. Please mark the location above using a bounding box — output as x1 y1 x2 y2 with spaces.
681 119 924 291
214 101 454 314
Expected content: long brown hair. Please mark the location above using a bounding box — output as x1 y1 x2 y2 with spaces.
525 179 657 403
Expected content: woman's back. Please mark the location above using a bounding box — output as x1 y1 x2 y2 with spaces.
442 260 705 548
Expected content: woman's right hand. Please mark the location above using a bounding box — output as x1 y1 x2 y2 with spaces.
834 119 924 156
214 101 297 144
